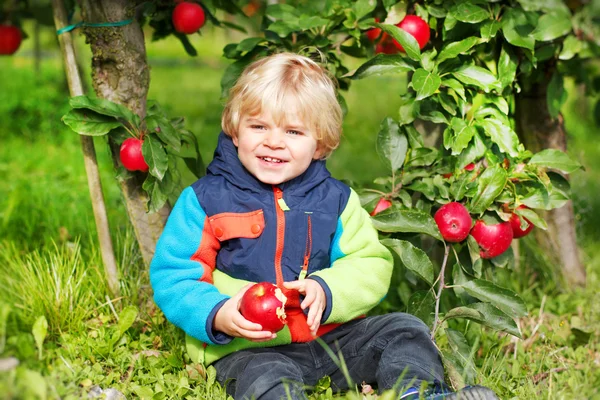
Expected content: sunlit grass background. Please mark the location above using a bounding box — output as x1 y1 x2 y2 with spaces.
0 21 598 399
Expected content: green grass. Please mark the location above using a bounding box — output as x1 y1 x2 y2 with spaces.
0 23 599 399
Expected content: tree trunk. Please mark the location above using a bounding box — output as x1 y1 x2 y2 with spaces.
79 0 170 266
515 79 586 287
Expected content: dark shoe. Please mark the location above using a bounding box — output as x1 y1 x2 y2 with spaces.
400 385 499 400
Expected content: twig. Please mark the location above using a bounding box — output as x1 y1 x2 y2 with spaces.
531 367 567 384
431 244 451 339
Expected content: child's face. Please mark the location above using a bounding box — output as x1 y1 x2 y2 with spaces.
233 110 321 186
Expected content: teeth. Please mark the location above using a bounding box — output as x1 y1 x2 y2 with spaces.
262 157 283 163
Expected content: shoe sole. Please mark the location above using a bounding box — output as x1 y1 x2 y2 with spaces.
443 386 499 400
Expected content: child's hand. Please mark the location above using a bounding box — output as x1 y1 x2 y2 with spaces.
283 279 326 336
213 284 277 342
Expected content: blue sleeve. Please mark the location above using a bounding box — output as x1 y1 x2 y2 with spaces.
150 186 232 345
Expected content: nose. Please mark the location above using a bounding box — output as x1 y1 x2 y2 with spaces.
263 129 285 149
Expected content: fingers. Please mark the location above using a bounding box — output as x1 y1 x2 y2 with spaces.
283 280 305 292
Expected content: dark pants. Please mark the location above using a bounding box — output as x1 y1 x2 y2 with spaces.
213 312 445 400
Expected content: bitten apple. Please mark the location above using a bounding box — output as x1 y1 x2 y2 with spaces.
470 219 513 259
172 2 206 34
510 205 534 238
120 138 149 172
370 197 392 216
240 282 287 333
434 202 472 242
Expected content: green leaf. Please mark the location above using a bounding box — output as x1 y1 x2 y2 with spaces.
146 116 181 152
351 54 415 80
411 69 441 100
547 72 567 119
460 279 528 318
498 45 518 89
531 11 572 41
468 166 508 214
407 290 435 327
266 4 300 20
452 65 501 93
558 35 583 60
450 172 475 201
480 20 502 40
449 118 476 155
406 147 439 167
465 303 521 337
516 207 547 230
32 316 48 360
62 109 122 136
297 15 329 30
69 95 139 126
528 149 582 174
405 125 424 149
444 307 484 322
376 118 408 172
117 306 138 339
353 0 377 19
501 9 535 50
236 37 266 53
142 134 169 181
372 209 442 240
398 96 417 125
143 175 170 213
381 239 434 284
377 23 421 61
444 328 477 382
449 2 489 23
437 37 482 63
457 132 486 169
442 78 466 101
478 119 520 157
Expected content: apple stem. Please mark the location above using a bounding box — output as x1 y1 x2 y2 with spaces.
431 244 450 340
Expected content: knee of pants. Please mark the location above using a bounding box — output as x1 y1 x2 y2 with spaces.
239 353 305 392
378 313 431 337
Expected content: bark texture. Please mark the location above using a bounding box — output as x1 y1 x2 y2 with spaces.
515 79 586 287
79 0 170 266
52 0 120 296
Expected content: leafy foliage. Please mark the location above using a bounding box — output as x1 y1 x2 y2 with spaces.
62 96 205 213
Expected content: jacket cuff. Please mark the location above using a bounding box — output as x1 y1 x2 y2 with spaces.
307 275 332 323
206 298 233 345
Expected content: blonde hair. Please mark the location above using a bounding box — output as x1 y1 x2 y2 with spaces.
221 52 343 158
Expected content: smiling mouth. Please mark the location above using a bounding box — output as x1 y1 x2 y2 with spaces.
259 156 287 164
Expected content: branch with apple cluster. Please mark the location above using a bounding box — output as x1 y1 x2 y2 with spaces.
62 96 204 213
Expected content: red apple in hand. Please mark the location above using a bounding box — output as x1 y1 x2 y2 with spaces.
510 205 534 238
240 282 287 333
434 202 472 242
172 2 206 34
470 219 513 259
393 15 430 52
0 25 22 55
120 138 149 172
370 197 392 216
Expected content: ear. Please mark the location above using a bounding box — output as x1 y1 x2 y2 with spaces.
313 144 324 160
232 135 239 147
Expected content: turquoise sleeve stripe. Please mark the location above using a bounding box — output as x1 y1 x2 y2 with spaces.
329 217 345 264
150 187 230 345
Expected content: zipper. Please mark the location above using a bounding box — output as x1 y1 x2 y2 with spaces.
299 214 312 280
272 186 285 287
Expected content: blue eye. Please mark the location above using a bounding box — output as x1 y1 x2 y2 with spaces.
251 125 265 130
287 130 302 136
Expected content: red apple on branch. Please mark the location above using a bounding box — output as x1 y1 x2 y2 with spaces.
240 282 287 333
370 197 392 216
120 137 149 172
470 219 514 259
366 18 382 42
172 2 206 34
434 202 472 243
392 15 430 52
510 205 534 238
0 25 22 55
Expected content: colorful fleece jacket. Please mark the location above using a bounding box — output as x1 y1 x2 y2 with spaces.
150 132 393 366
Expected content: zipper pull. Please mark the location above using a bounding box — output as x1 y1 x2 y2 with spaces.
274 188 290 211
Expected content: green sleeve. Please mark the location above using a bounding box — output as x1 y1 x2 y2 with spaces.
309 189 393 323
